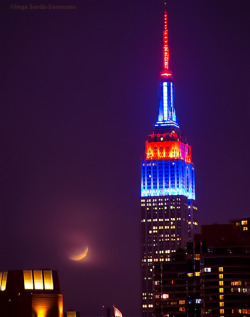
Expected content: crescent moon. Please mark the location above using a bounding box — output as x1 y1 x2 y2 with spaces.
70 246 88 261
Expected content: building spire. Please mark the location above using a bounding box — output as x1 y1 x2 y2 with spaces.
161 2 172 78
155 2 179 130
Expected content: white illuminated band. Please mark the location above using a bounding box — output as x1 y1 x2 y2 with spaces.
170 83 174 120
163 82 168 121
155 122 179 128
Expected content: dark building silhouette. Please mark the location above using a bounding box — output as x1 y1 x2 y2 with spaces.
101 306 123 317
200 219 250 317
154 246 201 317
141 4 198 317
0 269 63 317
153 218 250 317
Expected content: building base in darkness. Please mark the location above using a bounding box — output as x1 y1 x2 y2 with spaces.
153 218 250 317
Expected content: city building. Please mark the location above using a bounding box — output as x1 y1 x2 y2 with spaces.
0 269 63 317
154 243 201 317
102 305 123 317
153 219 250 317
141 4 198 317
200 220 250 317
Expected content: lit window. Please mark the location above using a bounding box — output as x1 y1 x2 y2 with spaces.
219 267 223 272
195 272 200 276
1 272 7 291
179 300 185 305
241 220 248 225
187 273 193 277
179 307 186 312
219 295 224 300
162 294 169 299
243 226 248 231
23 270 33 290
219 281 224 286
219 288 224 293
231 281 242 286
195 254 200 260
220 309 224 314
220 302 224 307
33 270 43 290
219 274 223 279
44 270 53 290
204 267 211 272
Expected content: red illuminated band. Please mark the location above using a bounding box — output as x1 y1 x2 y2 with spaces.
145 140 192 163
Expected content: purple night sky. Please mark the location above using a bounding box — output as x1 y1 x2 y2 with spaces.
1 0 250 316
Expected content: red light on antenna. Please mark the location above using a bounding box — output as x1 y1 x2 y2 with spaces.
161 72 172 77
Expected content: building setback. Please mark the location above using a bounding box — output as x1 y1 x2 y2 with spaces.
141 4 198 317
153 218 250 317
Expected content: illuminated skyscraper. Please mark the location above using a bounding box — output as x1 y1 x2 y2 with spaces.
141 4 198 316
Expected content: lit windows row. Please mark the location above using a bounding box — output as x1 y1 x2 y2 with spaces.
23 270 54 290
141 218 182 222
141 198 182 202
142 258 171 263
187 272 200 277
142 304 153 308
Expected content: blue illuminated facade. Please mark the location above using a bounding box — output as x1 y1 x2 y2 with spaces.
141 158 195 199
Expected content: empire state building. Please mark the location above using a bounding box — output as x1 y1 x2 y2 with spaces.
140 5 198 317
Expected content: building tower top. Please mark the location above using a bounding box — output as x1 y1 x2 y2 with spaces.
155 3 179 131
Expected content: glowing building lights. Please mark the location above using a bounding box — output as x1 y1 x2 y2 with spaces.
156 81 179 128
58 296 64 317
23 270 54 291
141 4 198 317
1 272 7 291
145 141 191 162
34 270 44 290
163 83 168 121
24 270 34 290
0 269 65 316
141 159 195 199
163 6 169 71
44 270 54 290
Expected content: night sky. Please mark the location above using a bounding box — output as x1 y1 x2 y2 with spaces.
1 0 250 316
